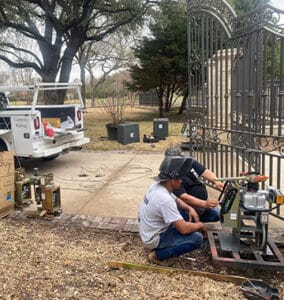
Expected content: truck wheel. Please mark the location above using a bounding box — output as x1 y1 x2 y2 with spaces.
0 139 8 151
42 154 60 161
14 157 22 168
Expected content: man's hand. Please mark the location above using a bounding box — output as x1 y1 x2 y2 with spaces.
188 207 199 222
199 222 207 237
214 180 224 191
205 199 219 208
173 219 207 235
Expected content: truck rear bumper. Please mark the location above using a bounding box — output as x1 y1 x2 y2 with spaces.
29 137 90 158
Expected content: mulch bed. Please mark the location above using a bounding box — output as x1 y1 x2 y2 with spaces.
0 219 283 299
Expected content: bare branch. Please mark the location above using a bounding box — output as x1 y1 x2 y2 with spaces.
0 54 41 74
0 42 43 67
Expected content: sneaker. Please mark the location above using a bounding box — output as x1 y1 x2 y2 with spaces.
148 251 176 267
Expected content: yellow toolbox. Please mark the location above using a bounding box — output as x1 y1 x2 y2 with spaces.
43 118 61 128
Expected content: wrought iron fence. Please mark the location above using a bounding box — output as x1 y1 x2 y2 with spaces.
187 0 284 219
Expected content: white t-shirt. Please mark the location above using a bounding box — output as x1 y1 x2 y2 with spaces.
138 182 183 249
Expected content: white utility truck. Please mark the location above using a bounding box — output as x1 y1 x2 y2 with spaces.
0 82 89 160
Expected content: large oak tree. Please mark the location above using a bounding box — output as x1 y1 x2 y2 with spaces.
0 0 156 89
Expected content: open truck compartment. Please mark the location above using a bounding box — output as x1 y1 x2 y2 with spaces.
0 82 89 158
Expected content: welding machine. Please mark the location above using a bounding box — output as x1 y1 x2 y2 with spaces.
207 172 284 269
217 172 283 252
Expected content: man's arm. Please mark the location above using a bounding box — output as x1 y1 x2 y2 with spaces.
172 218 206 235
201 169 224 190
179 192 218 209
176 197 199 222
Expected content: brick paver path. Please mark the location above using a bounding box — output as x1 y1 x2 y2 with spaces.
7 210 139 233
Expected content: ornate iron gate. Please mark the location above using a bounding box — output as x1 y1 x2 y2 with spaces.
187 0 284 219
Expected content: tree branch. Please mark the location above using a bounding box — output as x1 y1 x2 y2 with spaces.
0 42 43 67
0 54 41 74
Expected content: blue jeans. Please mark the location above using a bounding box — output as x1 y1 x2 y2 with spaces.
155 226 203 260
180 208 220 223
200 207 220 222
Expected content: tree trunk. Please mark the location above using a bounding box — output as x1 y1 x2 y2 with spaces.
59 55 74 84
157 87 164 117
88 70 96 107
178 88 188 115
58 38 82 104
80 63 86 108
164 86 170 113
41 70 58 84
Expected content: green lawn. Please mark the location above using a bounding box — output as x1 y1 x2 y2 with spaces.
83 105 189 152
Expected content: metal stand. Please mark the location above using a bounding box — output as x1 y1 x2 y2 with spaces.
41 185 61 216
208 230 284 269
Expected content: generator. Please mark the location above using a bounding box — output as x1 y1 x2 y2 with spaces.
30 170 62 217
207 172 284 269
15 168 33 206
15 167 62 217
30 168 43 205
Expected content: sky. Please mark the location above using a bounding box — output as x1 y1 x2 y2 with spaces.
271 0 284 10
1 1 284 83
271 0 284 24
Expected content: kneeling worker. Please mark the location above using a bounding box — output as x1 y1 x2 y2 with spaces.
165 147 224 223
138 156 207 266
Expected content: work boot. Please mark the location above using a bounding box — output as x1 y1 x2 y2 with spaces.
148 251 176 267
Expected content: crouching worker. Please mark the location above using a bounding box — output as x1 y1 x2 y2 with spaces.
138 156 207 266
165 147 224 223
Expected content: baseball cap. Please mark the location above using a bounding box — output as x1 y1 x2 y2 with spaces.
164 147 183 157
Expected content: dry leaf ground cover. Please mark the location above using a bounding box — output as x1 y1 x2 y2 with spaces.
1 219 283 300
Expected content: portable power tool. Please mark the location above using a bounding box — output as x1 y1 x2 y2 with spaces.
216 172 284 254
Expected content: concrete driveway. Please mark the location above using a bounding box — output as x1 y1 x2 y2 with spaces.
20 150 164 218
19 149 283 228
